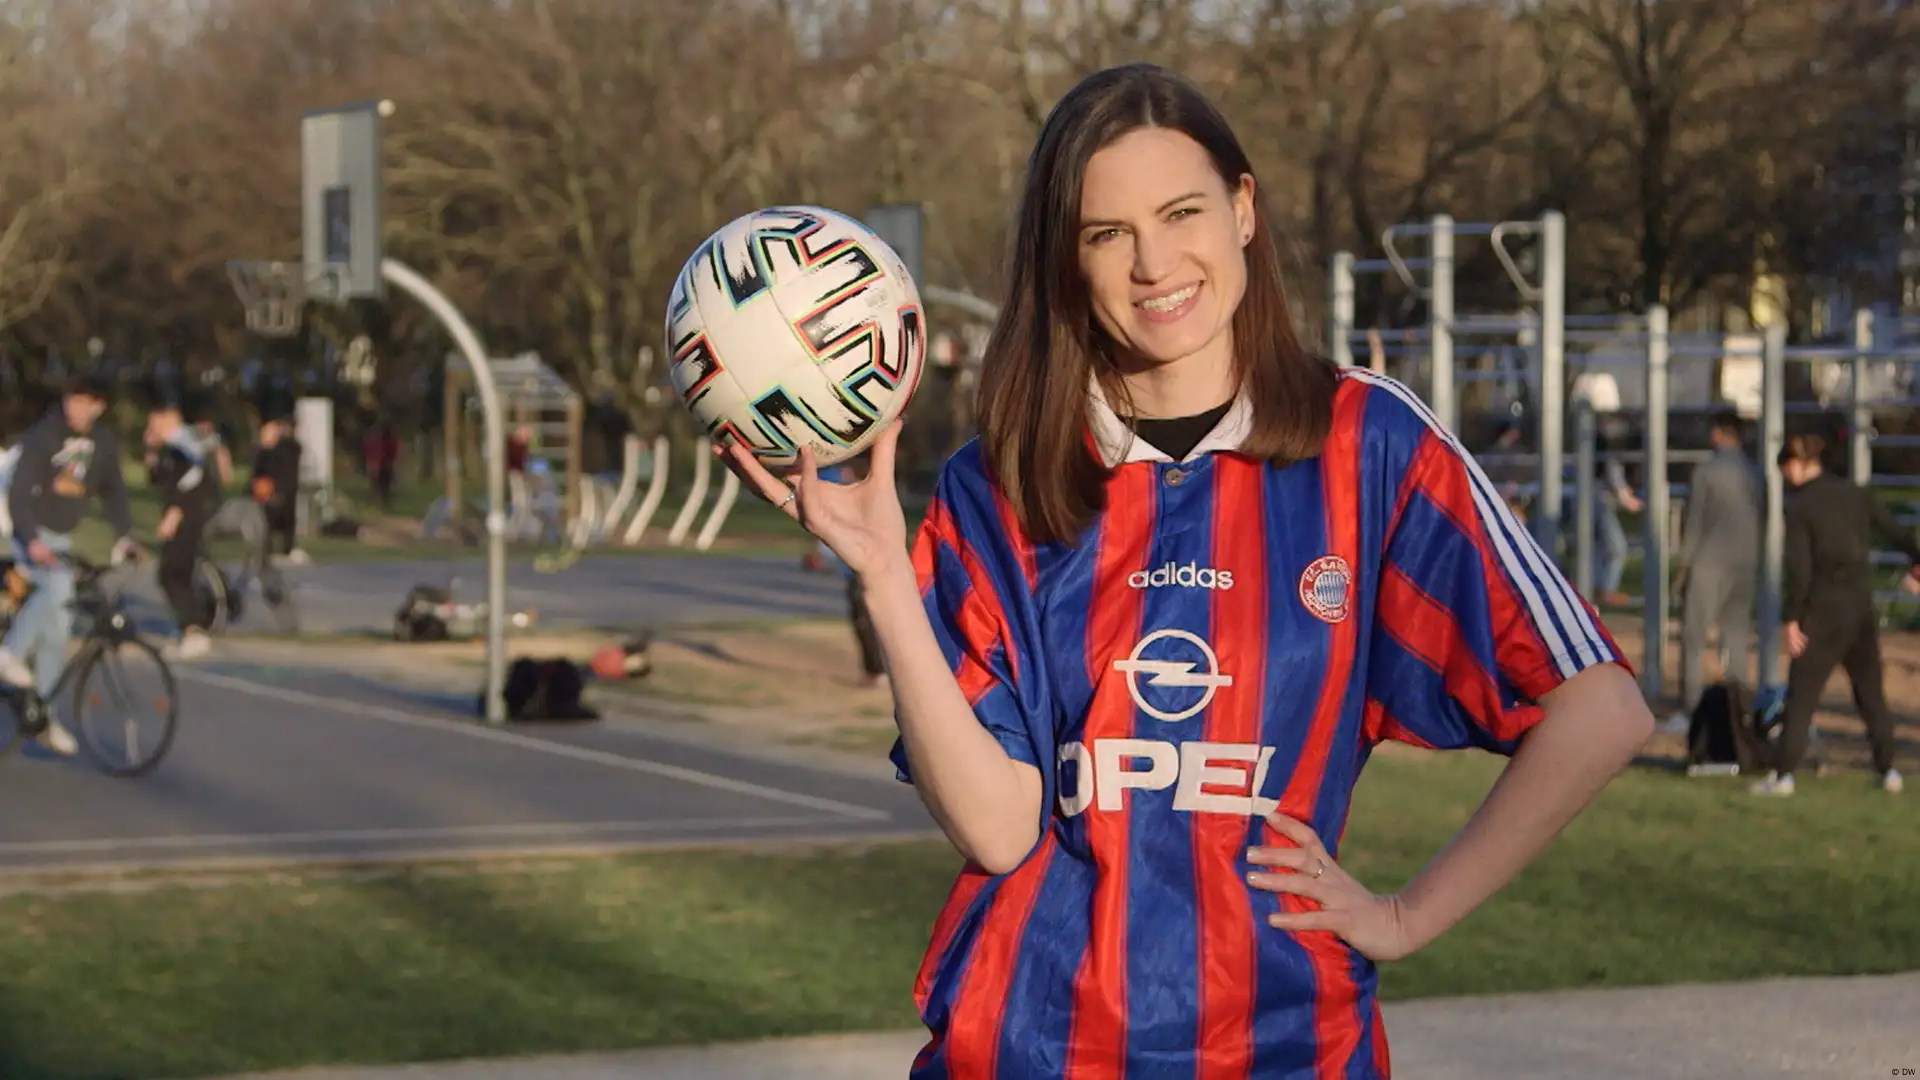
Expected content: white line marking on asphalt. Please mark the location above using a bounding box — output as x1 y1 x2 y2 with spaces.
176 668 893 822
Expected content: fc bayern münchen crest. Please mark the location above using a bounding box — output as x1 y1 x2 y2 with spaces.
1299 555 1353 624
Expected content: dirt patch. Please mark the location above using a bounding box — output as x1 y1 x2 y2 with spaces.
1598 611 1920 773
224 618 896 750
224 608 1920 775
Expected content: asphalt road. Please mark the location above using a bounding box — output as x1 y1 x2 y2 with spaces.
0 552 925 877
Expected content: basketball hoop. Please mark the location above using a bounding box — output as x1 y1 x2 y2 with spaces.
225 260 310 338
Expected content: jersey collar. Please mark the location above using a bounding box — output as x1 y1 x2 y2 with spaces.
1086 378 1252 467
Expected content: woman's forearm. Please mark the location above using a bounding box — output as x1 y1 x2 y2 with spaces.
862 555 1044 874
1394 664 1653 949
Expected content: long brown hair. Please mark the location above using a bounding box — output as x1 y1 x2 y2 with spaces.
973 63 1336 546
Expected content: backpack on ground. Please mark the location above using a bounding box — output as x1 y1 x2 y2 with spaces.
1687 681 1777 776
492 657 599 722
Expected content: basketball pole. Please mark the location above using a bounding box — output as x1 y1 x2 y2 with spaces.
380 258 510 724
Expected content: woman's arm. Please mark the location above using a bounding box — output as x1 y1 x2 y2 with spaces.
862 554 1045 875
1390 661 1651 950
1255 662 1652 959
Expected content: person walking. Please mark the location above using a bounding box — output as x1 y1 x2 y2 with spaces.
1672 410 1762 725
1754 433 1920 796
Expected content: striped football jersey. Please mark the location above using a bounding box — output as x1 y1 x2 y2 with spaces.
890 370 1625 1079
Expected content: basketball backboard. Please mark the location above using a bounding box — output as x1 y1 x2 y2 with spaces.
302 101 386 301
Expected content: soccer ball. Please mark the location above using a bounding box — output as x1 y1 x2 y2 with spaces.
664 206 926 471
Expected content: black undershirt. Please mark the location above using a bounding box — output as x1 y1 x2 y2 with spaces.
1121 399 1234 462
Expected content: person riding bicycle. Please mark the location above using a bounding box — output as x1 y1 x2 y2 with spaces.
0 376 141 756
144 403 218 659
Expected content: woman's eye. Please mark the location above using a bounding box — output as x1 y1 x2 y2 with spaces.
1170 206 1200 221
1087 228 1122 244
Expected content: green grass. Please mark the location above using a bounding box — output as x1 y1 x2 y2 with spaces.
0 750 1915 1078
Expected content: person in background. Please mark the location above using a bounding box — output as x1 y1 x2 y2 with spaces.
1756 432 1920 797
1670 409 1762 729
144 404 217 659
1478 414 1532 521
1590 415 1643 609
251 416 304 563
363 421 400 512
192 416 235 492
0 376 141 755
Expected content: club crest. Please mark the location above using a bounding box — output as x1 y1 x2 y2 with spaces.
1298 555 1353 624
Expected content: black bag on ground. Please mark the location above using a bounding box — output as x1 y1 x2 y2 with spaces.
493 657 599 722
1687 681 1775 775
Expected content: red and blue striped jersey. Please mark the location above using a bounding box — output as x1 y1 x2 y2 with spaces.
891 370 1625 1079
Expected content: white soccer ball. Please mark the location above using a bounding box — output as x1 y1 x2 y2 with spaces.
664 206 927 471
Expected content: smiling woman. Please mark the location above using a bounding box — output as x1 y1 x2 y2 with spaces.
975 66 1336 543
714 61 1654 1080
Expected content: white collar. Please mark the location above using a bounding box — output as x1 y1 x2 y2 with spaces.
1086 379 1252 467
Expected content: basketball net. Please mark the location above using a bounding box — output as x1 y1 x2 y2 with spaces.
225 260 309 338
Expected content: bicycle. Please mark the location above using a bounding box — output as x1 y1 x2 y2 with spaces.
0 551 180 776
192 552 233 634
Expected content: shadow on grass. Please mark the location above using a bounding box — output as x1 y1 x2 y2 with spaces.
0 844 951 1079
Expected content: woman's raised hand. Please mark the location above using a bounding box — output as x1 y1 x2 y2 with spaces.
714 421 910 578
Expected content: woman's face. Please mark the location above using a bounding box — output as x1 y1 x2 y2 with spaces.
1076 126 1254 374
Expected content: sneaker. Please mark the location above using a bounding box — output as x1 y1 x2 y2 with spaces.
0 648 30 689
167 630 212 661
1883 769 1904 794
36 719 77 756
1750 771 1796 797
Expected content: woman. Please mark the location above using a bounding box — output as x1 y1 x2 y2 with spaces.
1758 433 1920 797
721 63 1651 1078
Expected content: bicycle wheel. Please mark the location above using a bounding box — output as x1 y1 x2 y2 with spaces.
71 637 179 777
193 557 231 635
0 691 22 760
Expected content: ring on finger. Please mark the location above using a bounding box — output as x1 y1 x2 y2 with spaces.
1311 858 1326 879
778 489 798 509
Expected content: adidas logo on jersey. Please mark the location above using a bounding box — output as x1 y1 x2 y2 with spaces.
1127 562 1234 591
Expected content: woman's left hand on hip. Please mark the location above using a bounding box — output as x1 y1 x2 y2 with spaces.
1246 811 1419 963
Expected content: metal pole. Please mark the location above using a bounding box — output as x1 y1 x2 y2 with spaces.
381 258 509 723
1429 215 1456 432
1757 322 1787 689
1643 304 1671 700
1574 398 1595 600
1330 252 1355 367
1537 212 1568 554
1852 309 1873 486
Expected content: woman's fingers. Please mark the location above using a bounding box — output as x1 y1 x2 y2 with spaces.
866 420 903 487
1244 846 1314 871
1261 813 1331 862
715 439 797 512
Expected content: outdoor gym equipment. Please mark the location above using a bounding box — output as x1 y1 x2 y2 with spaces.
620 436 672 546
1331 212 1568 542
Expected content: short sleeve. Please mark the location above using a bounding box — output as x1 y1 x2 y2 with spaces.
888 460 1052 784
1366 430 1628 753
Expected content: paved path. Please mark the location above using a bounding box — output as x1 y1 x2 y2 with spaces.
211 971 1920 1079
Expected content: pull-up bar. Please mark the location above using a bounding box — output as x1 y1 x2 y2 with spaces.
1331 211 1568 544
